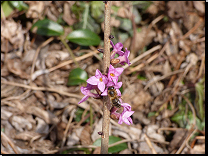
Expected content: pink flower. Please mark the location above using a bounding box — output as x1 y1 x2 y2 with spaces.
110 41 124 59
87 69 108 92
108 64 124 84
116 48 131 66
121 103 132 111
118 109 134 125
78 84 100 104
117 103 134 125
101 81 122 96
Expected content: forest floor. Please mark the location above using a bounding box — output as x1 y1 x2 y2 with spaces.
1 1 205 154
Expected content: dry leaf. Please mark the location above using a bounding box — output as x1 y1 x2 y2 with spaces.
27 106 59 124
134 26 156 52
35 117 49 134
146 125 165 142
193 1 205 14
26 1 44 18
9 116 33 132
168 129 187 151
80 125 92 145
14 131 41 141
67 127 83 146
63 2 77 26
7 58 30 79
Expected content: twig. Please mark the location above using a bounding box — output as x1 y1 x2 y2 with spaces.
194 53 205 83
30 37 54 83
144 134 157 154
1 81 80 98
101 1 112 154
1 81 103 115
61 108 76 148
60 36 79 67
144 69 184 90
123 45 161 70
167 50 186 87
179 17 204 41
1 150 10 154
175 126 197 154
1 88 31 102
48 50 99 72
158 127 187 133
126 52 159 74
1 131 20 154
139 15 164 51
31 50 99 81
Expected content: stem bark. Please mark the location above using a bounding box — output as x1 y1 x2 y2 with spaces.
101 1 112 154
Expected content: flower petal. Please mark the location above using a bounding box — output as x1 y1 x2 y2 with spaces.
116 89 121 96
107 80 115 87
117 51 124 56
101 88 108 96
109 64 114 71
115 82 122 88
114 42 123 51
118 116 123 125
80 86 88 95
95 69 102 77
86 76 99 85
78 95 89 104
115 67 124 76
98 82 105 92
102 75 108 84
111 77 118 84
110 40 114 48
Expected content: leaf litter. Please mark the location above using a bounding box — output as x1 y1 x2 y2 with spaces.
1 1 204 154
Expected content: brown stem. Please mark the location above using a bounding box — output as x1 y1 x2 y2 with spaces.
101 1 111 154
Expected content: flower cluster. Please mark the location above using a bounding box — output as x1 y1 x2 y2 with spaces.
79 40 134 125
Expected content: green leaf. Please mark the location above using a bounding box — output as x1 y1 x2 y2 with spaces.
132 1 152 11
93 136 128 153
117 17 132 32
90 1 104 23
31 19 64 36
137 74 147 80
9 1 28 11
148 112 156 117
72 2 101 34
74 13 101 34
1 1 15 18
67 68 88 86
66 29 101 46
195 78 205 120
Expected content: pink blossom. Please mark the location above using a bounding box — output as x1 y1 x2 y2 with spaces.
118 109 134 125
87 69 108 92
78 84 100 104
101 81 122 96
110 41 124 59
116 48 131 65
108 64 124 84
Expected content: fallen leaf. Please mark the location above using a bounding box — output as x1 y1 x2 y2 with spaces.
193 1 205 14
80 125 92 145
27 106 59 124
9 115 33 132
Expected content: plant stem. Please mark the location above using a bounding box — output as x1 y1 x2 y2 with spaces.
101 1 111 154
60 36 79 68
83 3 89 29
